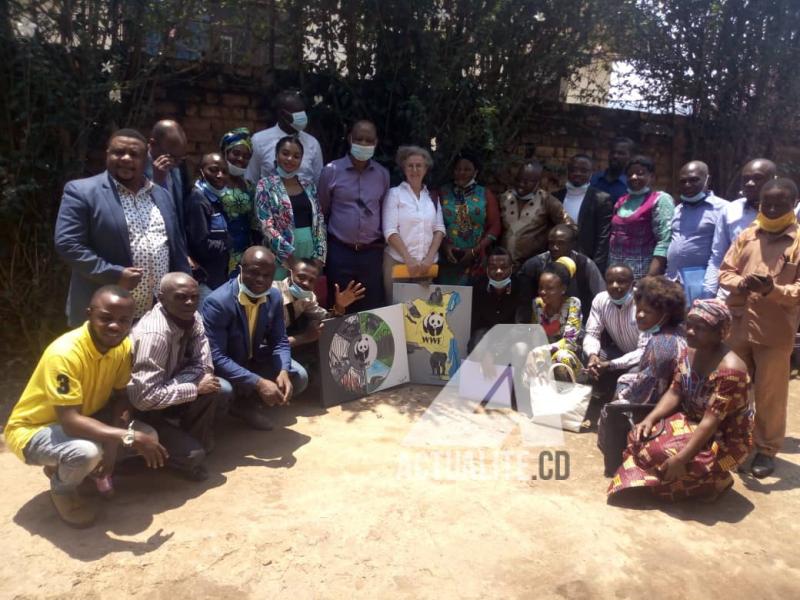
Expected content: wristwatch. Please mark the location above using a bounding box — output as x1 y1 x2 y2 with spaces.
122 422 135 448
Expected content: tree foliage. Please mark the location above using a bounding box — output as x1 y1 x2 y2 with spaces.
617 0 800 194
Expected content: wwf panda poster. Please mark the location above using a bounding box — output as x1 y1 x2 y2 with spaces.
392 283 473 386
318 304 410 407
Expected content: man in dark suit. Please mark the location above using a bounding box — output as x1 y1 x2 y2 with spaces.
553 154 613 275
146 119 190 235
201 246 308 431
55 128 191 327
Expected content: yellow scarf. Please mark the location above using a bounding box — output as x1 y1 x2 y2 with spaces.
756 211 797 233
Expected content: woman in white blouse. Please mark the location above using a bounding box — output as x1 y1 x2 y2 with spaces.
382 145 446 303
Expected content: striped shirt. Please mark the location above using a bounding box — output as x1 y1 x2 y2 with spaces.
129 303 213 410
582 291 648 370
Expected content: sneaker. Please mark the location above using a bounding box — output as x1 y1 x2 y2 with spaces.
229 400 275 431
49 490 98 528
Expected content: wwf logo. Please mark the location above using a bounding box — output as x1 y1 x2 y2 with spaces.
422 311 444 337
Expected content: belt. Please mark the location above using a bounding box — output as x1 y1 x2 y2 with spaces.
330 234 385 252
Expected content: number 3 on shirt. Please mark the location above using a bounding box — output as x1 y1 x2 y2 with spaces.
56 374 70 394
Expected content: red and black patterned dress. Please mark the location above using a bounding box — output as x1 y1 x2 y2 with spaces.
608 348 753 501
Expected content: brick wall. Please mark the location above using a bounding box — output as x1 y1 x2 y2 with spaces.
150 66 689 194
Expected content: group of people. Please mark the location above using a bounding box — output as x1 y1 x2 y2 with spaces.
4 88 799 526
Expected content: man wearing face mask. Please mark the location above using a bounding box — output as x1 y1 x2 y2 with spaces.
499 160 574 267
272 259 365 384
246 90 324 186
553 154 613 274
202 246 306 431
665 161 726 302
703 158 784 298
318 120 390 311
186 153 232 302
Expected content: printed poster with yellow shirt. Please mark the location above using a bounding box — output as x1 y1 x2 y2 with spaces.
392 283 472 385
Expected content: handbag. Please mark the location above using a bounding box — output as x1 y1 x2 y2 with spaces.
530 363 592 433
597 403 664 477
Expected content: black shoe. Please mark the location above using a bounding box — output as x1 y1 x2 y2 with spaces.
179 464 209 482
230 401 274 431
751 453 775 479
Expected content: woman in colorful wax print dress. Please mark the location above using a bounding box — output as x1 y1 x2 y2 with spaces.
220 127 260 270
527 256 583 377
437 151 501 285
256 135 326 281
597 275 688 475
608 155 675 280
608 299 753 502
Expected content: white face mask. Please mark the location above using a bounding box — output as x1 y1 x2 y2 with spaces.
566 181 590 193
227 161 246 177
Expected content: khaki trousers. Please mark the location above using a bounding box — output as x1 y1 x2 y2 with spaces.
728 332 791 457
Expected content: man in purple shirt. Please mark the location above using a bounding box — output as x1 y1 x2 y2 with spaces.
318 120 390 311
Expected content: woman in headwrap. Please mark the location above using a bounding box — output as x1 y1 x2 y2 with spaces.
220 127 260 269
437 150 501 285
607 298 753 502
527 256 584 376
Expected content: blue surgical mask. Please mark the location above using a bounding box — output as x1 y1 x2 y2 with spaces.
488 276 512 289
276 164 298 179
642 317 665 335
680 191 708 204
627 186 651 196
238 275 269 299
291 111 308 131
227 161 247 177
350 143 376 162
566 181 590 193
196 179 226 200
288 277 313 300
609 289 633 306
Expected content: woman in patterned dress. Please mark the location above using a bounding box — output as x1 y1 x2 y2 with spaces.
528 257 583 376
437 151 501 285
256 136 326 280
608 299 752 502
220 127 260 271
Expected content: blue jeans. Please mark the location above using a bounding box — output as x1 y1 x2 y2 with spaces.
23 420 157 494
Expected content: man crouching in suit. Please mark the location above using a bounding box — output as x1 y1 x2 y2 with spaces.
201 246 309 431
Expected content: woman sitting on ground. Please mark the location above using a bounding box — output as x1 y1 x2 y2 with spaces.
597 275 687 475
608 299 753 502
529 256 583 376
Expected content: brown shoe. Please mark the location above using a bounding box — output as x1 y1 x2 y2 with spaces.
49 490 98 528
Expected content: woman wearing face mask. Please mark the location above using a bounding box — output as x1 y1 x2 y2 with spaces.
256 136 326 281
186 153 233 300
608 299 752 502
608 155 675 280
596 275 687 474
382 145 446 303
437 151 501 285
220 128 260 269
527 257 584 377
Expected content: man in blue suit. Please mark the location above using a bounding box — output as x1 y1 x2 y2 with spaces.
145 119 190 236
202 246 308 431
55 128 191 327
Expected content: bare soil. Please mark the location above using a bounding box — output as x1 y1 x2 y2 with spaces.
1 377 799 599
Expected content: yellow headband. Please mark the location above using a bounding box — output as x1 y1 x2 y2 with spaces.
556 256 577 278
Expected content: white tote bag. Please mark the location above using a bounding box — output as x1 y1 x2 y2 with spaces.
530 363 592 433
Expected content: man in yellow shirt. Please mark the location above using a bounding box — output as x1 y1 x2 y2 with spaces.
4 286 167 527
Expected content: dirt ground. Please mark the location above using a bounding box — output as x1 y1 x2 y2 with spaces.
1 374 799 600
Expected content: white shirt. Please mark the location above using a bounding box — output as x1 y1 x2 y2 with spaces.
582 291 648 370
245 124 324 186
382 182 446 263
113 178 170 318
563 187 586 222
